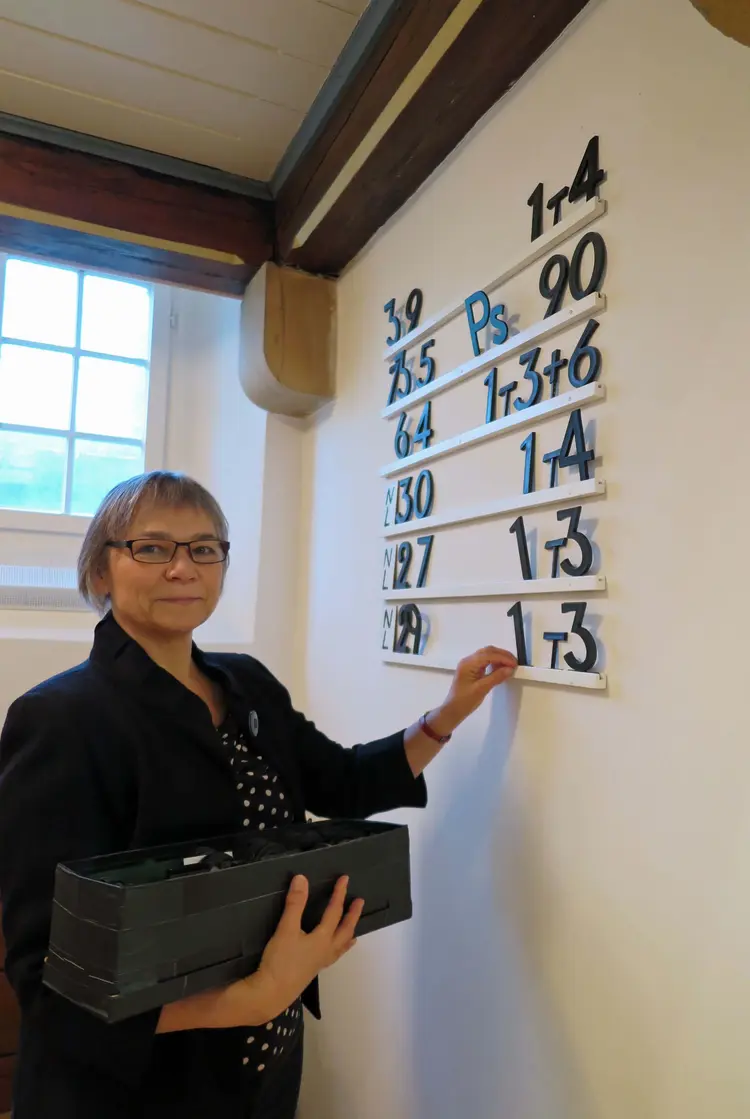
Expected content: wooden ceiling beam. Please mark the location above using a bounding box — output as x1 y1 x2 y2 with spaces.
278 0 591 276
0 133 274 295
274 0 464 262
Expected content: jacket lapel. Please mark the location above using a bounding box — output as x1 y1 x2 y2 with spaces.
89 612 229 773
88 614 303 816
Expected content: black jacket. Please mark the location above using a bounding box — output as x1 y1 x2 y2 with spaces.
0 612 426 1118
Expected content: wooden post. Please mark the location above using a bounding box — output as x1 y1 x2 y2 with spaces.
239 263 336 417
689 0 750 45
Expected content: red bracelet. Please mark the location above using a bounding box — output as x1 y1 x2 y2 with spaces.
419 711 452 745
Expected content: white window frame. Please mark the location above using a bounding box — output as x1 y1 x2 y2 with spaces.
0 259 172 536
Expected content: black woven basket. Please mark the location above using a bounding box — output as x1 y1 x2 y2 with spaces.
43 819 411 1023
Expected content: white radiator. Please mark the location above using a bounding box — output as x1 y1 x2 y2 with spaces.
0 566 87 611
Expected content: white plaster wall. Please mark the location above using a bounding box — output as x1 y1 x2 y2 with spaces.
164 287 264 651
297 1 750 1117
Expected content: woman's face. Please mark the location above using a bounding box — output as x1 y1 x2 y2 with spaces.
95 503 226 638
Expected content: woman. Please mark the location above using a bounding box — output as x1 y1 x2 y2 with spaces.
0 471 516 1119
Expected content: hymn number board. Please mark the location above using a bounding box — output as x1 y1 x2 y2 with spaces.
379 137 610 690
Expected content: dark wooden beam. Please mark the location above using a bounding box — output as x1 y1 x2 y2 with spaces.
274 0 464 262
0 213 252 297
0 133 274 295
279 0 591 276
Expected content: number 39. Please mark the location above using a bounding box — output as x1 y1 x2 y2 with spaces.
383 289 423 347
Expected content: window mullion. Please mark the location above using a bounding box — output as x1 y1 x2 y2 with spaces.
63 270 85 515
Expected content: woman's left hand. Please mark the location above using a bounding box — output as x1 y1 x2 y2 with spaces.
433 646 517 734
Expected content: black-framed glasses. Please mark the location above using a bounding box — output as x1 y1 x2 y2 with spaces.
106 539 230 565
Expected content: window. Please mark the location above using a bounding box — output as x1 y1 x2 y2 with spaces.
0 257 156 518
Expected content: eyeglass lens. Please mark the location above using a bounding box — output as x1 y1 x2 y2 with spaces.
130 540 226 564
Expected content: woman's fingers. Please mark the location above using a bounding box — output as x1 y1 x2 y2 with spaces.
277 875 309 933
317 875 350 935
468 646 517 669
460 647 517 686
481 665 516 691
335 896 365 950
281 875 363 959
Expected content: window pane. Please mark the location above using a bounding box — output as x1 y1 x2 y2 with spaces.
70 439 143 517
81 276 152 360
0 344 74 430
2 259 79 347
75 357 148 440
0 430 67 513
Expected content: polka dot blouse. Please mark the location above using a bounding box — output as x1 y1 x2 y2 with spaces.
217 711 303 1077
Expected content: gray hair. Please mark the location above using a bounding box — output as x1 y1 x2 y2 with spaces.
78 471 230 614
